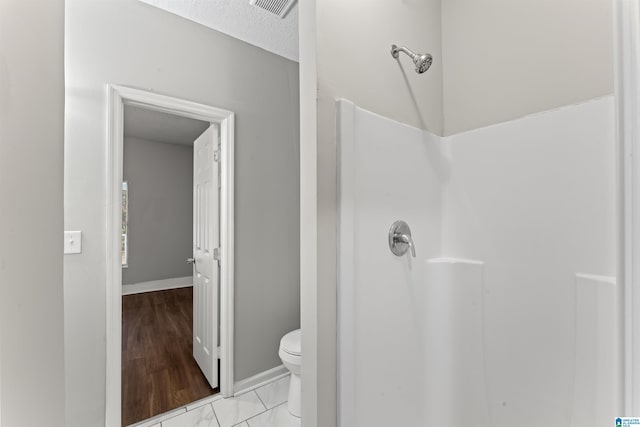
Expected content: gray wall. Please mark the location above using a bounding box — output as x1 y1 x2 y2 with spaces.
122 137 194 285
64 1 300 425
441 0 614 135
0 0 66 426
317 0 443 135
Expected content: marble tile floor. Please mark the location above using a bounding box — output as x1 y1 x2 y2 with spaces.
130 375 299 427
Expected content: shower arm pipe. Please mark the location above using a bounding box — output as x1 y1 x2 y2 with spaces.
391 45 417 59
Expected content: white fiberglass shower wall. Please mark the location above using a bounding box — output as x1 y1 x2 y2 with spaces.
337 97 618 427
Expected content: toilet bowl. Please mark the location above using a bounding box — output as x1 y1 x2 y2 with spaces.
279 329 301 418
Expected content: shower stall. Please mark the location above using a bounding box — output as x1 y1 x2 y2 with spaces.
296 0 632 425
336 96 618 427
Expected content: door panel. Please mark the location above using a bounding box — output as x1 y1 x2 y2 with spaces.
192 124 219 389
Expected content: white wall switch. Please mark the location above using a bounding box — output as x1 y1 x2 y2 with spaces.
64 231 82 254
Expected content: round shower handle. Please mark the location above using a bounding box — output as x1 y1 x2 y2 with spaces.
389 220 416 258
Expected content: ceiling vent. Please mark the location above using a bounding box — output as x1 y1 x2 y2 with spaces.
249 0 297 18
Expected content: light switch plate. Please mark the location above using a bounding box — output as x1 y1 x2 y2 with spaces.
64 231 82 254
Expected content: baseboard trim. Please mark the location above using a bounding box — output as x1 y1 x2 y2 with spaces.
122 276 192 296
233 364 289 396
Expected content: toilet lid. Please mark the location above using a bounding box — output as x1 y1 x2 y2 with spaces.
280 329 301 356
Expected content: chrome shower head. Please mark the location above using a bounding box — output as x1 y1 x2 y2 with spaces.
391 44 433 74
413 53 433 74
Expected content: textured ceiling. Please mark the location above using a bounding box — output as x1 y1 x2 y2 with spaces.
124 105 210 146
139 0 299 62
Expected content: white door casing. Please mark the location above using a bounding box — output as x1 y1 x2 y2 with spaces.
106 85 235 426
193 124 220 389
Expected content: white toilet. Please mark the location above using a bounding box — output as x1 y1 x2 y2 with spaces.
279 329 301 418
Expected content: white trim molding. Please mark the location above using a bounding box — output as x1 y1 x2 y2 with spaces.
106 85 235 426
121 276 193 296
615 0 640 415
336 99 356 427
233 365 289 396
298 0 319 425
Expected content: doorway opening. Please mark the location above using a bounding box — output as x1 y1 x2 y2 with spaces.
121 105 214 425
106 85 235 426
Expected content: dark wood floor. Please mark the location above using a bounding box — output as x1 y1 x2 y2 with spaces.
122 287 217 426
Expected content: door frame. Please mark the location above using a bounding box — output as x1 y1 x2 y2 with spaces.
615 0 640 415
105 84 235 426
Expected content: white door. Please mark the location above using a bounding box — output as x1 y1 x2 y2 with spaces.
192 124 220 389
